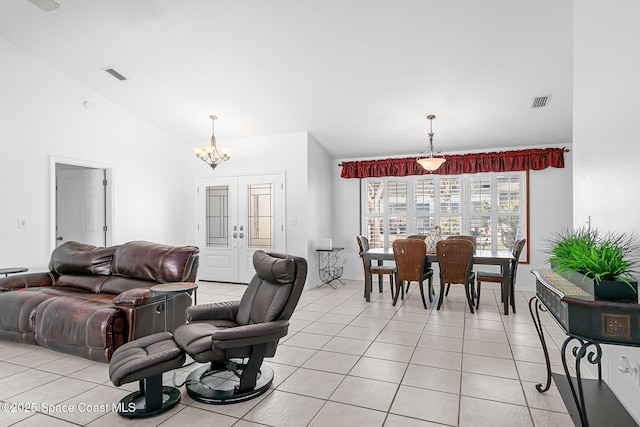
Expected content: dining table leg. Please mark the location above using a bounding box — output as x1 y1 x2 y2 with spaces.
364 256 372 302
501 259 510 315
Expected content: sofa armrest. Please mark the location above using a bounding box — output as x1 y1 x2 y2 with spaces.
187 300 240 322
0 272 55 291
112 288 159 306
212 319 290 349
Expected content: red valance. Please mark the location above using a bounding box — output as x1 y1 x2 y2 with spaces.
340 147 565 179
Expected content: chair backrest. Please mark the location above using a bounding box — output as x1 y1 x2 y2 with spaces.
357 235 370 256
392 238 427 282
356 235 371 269
446 235 477 249
407 235 427 241
436 239 474 284
236 250 307 326
510 238 527 283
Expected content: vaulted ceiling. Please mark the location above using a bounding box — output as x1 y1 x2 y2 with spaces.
0 0 573 159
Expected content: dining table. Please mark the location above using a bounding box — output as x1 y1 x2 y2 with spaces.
363 247 516 314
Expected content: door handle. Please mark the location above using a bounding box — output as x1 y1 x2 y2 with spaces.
56 236 63 241
233 233 238 238
239 232 244 239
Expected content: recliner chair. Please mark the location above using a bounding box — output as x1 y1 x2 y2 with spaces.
173 250 307 404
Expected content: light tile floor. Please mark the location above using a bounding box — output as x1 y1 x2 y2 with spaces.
0 279 579 426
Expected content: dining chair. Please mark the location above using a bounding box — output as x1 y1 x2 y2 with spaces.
407 234 427 240
475 238 526 312
446 234 476 248
436 239 476 313
357 235 397 298
392 238 434 309
443 235 476 296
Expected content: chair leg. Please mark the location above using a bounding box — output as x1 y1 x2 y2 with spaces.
437 281 445 310
389 274 395 300
392 280 402 306
445 284 450 296
465 282 475 313
475 280 481 309
378 275 383 293
418 280 427 309
427 276 434 302
510 281 517 313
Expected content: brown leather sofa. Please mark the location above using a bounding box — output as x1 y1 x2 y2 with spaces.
0 240 199 362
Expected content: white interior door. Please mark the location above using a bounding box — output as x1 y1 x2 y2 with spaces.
56 167 106 247
197 173 285 283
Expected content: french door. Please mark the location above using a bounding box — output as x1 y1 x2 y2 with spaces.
197 173 285 283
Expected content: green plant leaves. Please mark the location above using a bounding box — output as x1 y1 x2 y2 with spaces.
545 226 639 291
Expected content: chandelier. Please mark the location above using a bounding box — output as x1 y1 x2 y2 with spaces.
192 115 232 170
417 114 446 172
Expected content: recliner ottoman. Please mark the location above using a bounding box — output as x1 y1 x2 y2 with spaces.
109 332 185 418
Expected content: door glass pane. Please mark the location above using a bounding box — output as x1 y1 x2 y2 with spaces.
248 183 274 249
206 186 228 247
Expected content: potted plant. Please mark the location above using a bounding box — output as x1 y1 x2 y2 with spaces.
545 226 640 301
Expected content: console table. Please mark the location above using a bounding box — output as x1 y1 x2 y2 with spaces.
316 247 344 288
530 269 640 427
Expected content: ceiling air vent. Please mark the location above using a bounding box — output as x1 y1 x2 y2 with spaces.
532 95 551 108
103 68 127 81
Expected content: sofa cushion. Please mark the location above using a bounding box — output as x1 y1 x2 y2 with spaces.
111 241 199 283
35 296 126 362
55 274 110 293
49 241 117 276
100 276 157 296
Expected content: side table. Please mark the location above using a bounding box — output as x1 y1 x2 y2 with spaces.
316 247 344 289
150 282 198 331
0 267 28 277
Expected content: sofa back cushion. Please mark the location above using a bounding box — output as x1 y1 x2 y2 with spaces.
100 276 157 295
55 274 110 293
111 241 199 283
49 241 117 276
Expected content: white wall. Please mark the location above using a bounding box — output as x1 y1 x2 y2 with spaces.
306 134 334 288
332 146 573 291
0 38 188 269
574 1 640 421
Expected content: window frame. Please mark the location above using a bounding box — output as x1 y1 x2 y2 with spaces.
361 171 529 262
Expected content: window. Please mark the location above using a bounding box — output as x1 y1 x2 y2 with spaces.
362 172 527 254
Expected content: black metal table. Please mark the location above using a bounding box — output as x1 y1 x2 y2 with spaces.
316 247 344 288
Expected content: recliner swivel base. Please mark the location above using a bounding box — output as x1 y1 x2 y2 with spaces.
185 360 274 405
117 381 181 419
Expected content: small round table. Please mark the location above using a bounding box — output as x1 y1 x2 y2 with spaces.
150 282 198 331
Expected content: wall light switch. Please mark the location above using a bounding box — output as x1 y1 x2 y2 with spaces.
18 218 27 229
